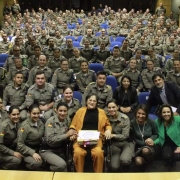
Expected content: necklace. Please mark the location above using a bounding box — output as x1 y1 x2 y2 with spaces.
137 121 145 141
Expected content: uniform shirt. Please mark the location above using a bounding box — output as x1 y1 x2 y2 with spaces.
163 43 178 56
96 35 110 47
108 112 130 142
165 58 174 72
54 36 64 47
0 119 21 155
54 97 81 119
27 55 39 70
122 69 143 90
17 118 44 156
6 66 29 84
0 67 6 87
80 47 96 63
166 70 180 88
26 45 36 57
61 47 74 60
145 54 163 68
96 48 110 63
82 82 113 109
0 41 11 54
80 35 97 47
107 27 119 38
43 46 56 59
37 36 48 47
3 83 28 109
151 43 163 55
25 82 56 107
141 67 162 90
120 47 133 61
27 66 52 86
48 56 65 73
104 56 125 74
0 110 8 124
76 70 96 93
69 56 86 73
45 115 71 147
51 68 75 89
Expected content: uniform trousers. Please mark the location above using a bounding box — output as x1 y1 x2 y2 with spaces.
0 154 21 169
40 151 67 171
73 139 104 172
111 142 134 171
24 155 43 170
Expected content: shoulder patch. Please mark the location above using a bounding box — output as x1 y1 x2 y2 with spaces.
20 128 24 132
47 123 52 127
0 132 4 136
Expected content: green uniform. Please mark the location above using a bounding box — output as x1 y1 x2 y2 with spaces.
6 66 29 85
122 69 143 90
26 45 36 58
0 41 11 54
107 27 119 38
27 66 52 86
165 58 174 72
141 67 162 90
40 115 70 171
96 35 110 47
166 70 180 88
3 83 28 121
53 97 81 119
43 46 56 59
48 56 65 73
37 36 48 47
135 43 149 55
54 36 64 47
163 43 178 56
80 35 97 47
95 48 111 64
69 56 86 73
82 82 113 109
156 6 166 16
0 109 8 124
145 55 163 68
80 47 96 63
27 55 39 70
25 83 57 121
76 70 96 93
51 68 75 94
0 119 21 169
120 47 133 61
17 118 44 170
151 43 163 55
61 47 74 60
104 56 125 75
0 67 6 89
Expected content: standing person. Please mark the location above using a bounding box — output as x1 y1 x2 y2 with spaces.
113 75 138 120
156 3 166 16
51 59 75 94
70 94 112 172
153 104 180 167
40 102 75 172
76 60 96 93
82 71 113 109
107 100 134 172
54 86 81 119
17 104 44 170
0 106 23 169
131 104 159 170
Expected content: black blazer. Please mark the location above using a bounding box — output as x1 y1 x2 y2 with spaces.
147 81 180 114
113 86 138 111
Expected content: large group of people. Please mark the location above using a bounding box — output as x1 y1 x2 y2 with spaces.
0 0 180 173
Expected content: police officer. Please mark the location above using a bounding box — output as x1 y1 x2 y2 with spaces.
167 59 180 88
51 59 75 94
76 60 96 93
0 67 6 93
40 102 75 172
17 104 44 170
3 72 28 121
141 59 162 91
95 41 111 64
43 38 56 59
69 48 86 73
48 48 65 73
6 58 29 85
82 71 113 109
27 55 52 86
25 71 57 121
26 36 38 58
27 45 42 70
0 106 22 169
0 33 11 54
61 39 74 60
37 30 49 48
104 46 125 78
96 29 111 47
0 98 8 124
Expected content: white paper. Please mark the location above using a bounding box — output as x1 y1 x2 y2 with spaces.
78 130 100 141
171 106 177 113
6 106 10 111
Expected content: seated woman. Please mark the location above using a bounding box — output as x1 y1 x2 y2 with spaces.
107 100 134 172
54 86 81 119
70 94 112 172
51 58 75 94
76 60 96 94
0 105 23 169
17 104 44 170
113 75 138 120
0 97 8 124
40 102 75 171
131 104 159 170
153 104 180 167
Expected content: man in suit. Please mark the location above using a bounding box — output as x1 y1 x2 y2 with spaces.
147 73 180 115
